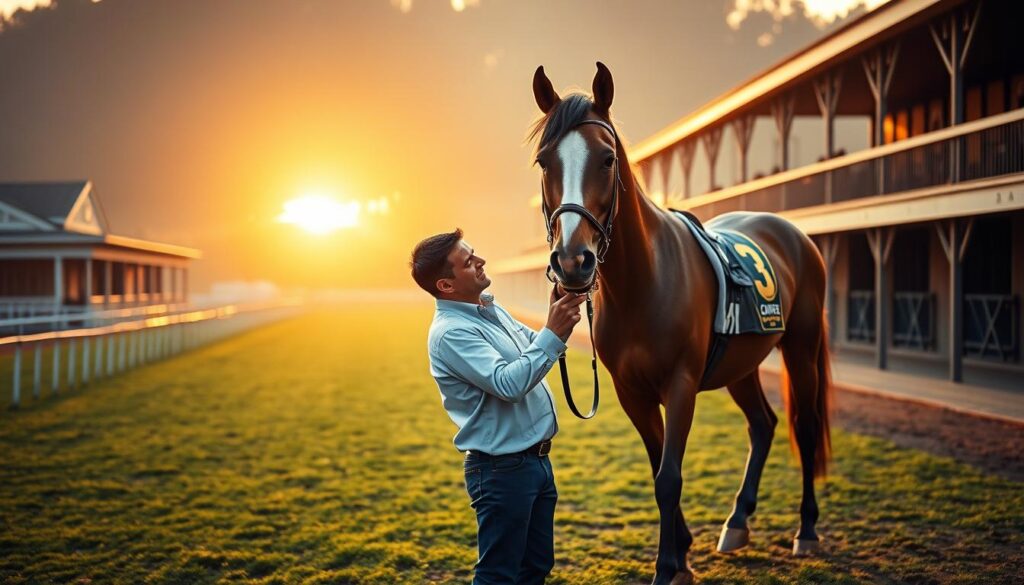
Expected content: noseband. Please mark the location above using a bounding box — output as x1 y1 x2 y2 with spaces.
541 118 625 289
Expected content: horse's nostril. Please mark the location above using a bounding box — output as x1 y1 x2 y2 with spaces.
581 250 596 273
549 251 566 279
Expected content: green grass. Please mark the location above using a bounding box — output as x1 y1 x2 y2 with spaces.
0 303 1021 584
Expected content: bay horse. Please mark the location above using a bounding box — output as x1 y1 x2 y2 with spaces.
529 63 832 585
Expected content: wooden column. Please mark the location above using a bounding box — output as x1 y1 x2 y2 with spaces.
679 141 696 199
103 260 112 307
818 234 839 344
867 228 895 369
930 1 981 182
84 258 93 325
170 266 177 303
771 94 795 172
731 114 756 184
813 72 843 159
862 42 900 149
53 256 63 314
659 149 674 207
935 218 974 382
701 126 724 192
814 71 843 203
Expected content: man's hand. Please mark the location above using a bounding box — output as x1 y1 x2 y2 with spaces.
546 287 587 341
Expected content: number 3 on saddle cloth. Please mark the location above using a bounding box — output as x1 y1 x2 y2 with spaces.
669 209 786 390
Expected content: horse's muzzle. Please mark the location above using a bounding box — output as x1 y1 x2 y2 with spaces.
549 249 597 292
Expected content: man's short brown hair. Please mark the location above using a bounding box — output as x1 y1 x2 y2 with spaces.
410 228 463 297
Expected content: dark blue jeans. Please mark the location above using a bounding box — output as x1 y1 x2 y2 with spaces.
463 451 558 584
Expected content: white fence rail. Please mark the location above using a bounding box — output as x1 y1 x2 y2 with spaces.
1 299 303 409
0 302 192 335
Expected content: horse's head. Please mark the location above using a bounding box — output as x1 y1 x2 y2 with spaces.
531 62 621 293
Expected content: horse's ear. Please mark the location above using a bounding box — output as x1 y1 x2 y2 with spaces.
533 66 560 114
592 61 614 117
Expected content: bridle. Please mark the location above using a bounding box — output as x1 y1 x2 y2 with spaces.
541 118 625 291
538 117 625 420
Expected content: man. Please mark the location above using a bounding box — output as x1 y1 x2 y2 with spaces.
410 228 586 584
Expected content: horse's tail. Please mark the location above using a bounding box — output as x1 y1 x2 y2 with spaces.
780 318 833 479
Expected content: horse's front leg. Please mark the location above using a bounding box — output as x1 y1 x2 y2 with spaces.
652 375 698 585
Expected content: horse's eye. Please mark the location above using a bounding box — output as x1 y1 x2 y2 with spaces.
536 159 547 171
604 156 615 169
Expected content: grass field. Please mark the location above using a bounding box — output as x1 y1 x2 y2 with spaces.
1 303 1022 584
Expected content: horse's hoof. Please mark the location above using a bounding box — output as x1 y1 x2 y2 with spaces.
670 570 695 585
792 537 821 556
716 525 750 553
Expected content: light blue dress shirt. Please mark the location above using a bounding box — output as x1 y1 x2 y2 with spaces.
428 293 566 456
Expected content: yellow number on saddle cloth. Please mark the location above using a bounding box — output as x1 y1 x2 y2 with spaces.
732 243 777 301
720 231 784 332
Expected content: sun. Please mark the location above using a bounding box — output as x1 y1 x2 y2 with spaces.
277 193 360 235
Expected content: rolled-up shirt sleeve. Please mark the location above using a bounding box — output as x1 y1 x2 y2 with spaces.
436 326 566 403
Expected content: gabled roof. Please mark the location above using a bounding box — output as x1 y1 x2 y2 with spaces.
0 181 108 235
0 180 201 259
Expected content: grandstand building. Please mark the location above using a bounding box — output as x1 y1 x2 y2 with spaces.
0 181 199 324
492 0 1022 388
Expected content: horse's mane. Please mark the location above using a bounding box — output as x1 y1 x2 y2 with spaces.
526 93 595 160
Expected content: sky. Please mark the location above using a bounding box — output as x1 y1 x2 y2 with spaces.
0 0 883 292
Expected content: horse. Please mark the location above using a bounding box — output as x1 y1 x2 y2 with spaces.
528 62 832 585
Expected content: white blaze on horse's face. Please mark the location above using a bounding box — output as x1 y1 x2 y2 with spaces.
555 130 589 249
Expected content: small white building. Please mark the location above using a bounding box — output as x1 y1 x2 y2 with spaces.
0 181 200 321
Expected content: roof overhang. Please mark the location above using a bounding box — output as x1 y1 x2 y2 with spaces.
0 232 201 259
629 0 963 163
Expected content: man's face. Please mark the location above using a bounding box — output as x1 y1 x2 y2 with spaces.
438 240 490 298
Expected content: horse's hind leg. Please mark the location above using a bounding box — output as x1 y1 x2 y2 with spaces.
779 298 831 556
717 369 778 553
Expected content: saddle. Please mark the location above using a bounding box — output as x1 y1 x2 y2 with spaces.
668 209 786 389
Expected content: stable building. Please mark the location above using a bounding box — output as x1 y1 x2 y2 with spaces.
0 181 200 321
492 0 1023 388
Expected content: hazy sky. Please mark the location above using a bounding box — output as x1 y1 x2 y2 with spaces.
0 0 876 292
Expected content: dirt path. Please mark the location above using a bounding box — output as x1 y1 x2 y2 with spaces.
759 370 1024 482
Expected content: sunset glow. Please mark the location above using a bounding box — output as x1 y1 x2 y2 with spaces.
277 194 360 235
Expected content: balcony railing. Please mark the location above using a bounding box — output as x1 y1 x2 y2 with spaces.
669 108 1024 221
892 292 936 351
847 289 875 343
964 294 1019 362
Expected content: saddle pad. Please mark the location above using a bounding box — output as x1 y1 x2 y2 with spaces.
715 230 785 333
670 210 785 336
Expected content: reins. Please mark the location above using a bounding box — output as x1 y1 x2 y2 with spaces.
552 282 600 419
541 118 624 420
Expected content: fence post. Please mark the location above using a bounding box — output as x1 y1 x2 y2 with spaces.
52 340 61 394
118 333 126 372
12 343 22 407
94 335 104 380
82 337 91 384
33 343 42 399
107 334 115 376
68 338 77 390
